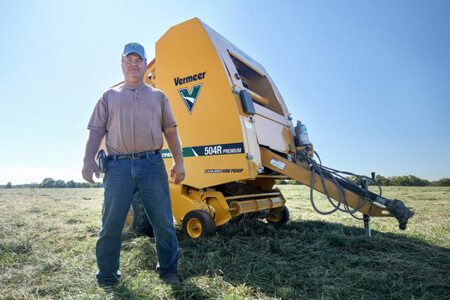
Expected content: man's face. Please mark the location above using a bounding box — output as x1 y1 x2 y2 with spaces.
121 53 146 84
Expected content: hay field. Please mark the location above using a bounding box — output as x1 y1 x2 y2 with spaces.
0 186 449 299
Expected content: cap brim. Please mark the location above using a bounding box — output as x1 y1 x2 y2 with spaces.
123 51 145 60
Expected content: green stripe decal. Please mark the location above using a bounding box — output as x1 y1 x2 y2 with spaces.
161 148 197 158
161 142 245 159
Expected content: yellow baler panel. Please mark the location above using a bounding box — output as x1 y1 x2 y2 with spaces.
153 18 257 188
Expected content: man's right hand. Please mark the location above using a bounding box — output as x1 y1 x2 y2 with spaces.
82 130 105 184
82 160 100 184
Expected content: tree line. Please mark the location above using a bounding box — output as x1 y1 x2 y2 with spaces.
349 175 450 187
2 178 103 189
2 175 450 188
279 175 450 186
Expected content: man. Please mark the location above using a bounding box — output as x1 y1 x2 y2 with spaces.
82 42 185 288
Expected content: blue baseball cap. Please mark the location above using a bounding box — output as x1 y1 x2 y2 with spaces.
122 42 147 60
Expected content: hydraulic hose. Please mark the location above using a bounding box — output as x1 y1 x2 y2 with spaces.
298 149 414 229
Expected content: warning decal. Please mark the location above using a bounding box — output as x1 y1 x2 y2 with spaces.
269 158 286 170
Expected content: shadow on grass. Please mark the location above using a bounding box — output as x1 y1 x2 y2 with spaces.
178 219 450 299
101 283 207 300
101 285 134 300
119 233 212 300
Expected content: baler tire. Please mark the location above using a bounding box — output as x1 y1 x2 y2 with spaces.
123 192 155 237
266 206 290 224
182 210 216 239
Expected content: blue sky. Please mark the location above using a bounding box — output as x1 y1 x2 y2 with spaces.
0 0 449 184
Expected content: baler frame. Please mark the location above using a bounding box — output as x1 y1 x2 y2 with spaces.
114 18 414 239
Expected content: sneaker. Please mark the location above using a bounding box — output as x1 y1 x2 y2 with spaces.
97 271 121 290
161 275 181 287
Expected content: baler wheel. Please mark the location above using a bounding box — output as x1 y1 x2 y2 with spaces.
266 206 290 224
182 210 216 239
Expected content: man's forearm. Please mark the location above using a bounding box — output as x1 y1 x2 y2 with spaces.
83 130 105 162
164 126 185 184
164 126 183 163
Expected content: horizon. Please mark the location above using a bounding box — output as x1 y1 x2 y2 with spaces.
2 173 449 186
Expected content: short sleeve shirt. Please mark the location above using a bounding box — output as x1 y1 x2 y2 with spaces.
88 83 177 154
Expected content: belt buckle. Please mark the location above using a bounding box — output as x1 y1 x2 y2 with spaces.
131 152 140 160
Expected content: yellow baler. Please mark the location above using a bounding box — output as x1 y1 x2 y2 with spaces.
124 18 414 239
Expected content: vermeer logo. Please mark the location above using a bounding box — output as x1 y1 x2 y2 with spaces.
178 84 202 114
174 72 206 114
174 72 206 86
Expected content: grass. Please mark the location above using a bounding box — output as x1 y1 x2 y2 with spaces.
0 186 449 299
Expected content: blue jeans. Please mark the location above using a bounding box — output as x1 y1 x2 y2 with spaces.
96 153 178 285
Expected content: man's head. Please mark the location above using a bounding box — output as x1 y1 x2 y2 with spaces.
121 42 147 86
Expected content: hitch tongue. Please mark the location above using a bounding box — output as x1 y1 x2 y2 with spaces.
384 199 414 230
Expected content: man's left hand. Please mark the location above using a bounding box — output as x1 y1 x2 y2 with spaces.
170 162 185 185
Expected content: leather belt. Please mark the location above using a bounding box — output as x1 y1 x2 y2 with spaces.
107 150 160 161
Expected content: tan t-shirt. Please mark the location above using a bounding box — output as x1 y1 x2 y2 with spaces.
88 83 177 154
